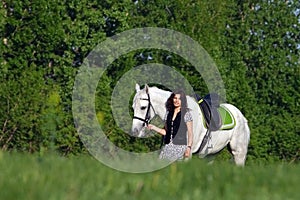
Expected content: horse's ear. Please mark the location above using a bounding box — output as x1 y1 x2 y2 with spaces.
145 84 149 94
135 83 140 92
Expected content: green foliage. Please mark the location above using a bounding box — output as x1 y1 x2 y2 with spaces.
0 0 299 163
0 65 47 152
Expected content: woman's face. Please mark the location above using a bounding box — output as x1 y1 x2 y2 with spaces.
173 94 181 108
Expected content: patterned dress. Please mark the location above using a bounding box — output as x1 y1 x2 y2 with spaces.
159 110 193 161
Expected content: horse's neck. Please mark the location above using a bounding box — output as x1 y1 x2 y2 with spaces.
150 88 170 119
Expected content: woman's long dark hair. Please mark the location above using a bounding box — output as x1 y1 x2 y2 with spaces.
165 89 188 116
164 89 188 142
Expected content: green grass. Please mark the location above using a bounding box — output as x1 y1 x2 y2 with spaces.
0 151 299 200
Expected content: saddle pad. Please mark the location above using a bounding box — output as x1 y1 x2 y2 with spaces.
218 105 235 130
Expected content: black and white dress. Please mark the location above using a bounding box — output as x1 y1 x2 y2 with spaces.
159 110 193 161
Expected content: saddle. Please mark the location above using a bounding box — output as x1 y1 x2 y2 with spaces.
195 93 236 131
196 93 222 131
195 93 235 152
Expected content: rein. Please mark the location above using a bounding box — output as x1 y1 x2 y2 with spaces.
133 93 156 126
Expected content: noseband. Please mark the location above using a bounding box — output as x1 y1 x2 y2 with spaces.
133 93 156 126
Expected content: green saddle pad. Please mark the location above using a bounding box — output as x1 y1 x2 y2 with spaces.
218 105 235 130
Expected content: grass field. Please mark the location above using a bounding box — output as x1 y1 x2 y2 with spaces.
0 151 299 200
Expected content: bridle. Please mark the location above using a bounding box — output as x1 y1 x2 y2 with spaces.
133 93 156 126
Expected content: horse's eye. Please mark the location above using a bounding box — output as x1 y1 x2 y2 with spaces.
141 106 147 110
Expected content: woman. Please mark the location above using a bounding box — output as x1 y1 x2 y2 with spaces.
147 89 193 161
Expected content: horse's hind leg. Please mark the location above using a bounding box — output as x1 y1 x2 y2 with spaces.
231 145 247 166
229 122 250 166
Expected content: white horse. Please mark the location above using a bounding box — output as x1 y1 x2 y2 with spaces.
131 84 250 166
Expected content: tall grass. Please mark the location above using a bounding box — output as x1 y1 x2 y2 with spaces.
0 151 298 200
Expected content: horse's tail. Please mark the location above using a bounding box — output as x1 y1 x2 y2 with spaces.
238 109 250 144
233 107 251 166
243 116 250 147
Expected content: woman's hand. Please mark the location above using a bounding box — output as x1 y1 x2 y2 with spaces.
147 124 154 130
147 124 166 136
184 146 191 158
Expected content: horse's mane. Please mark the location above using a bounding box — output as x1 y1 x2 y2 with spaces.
149 86 171 98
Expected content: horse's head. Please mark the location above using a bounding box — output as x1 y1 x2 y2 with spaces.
131 84 156 137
